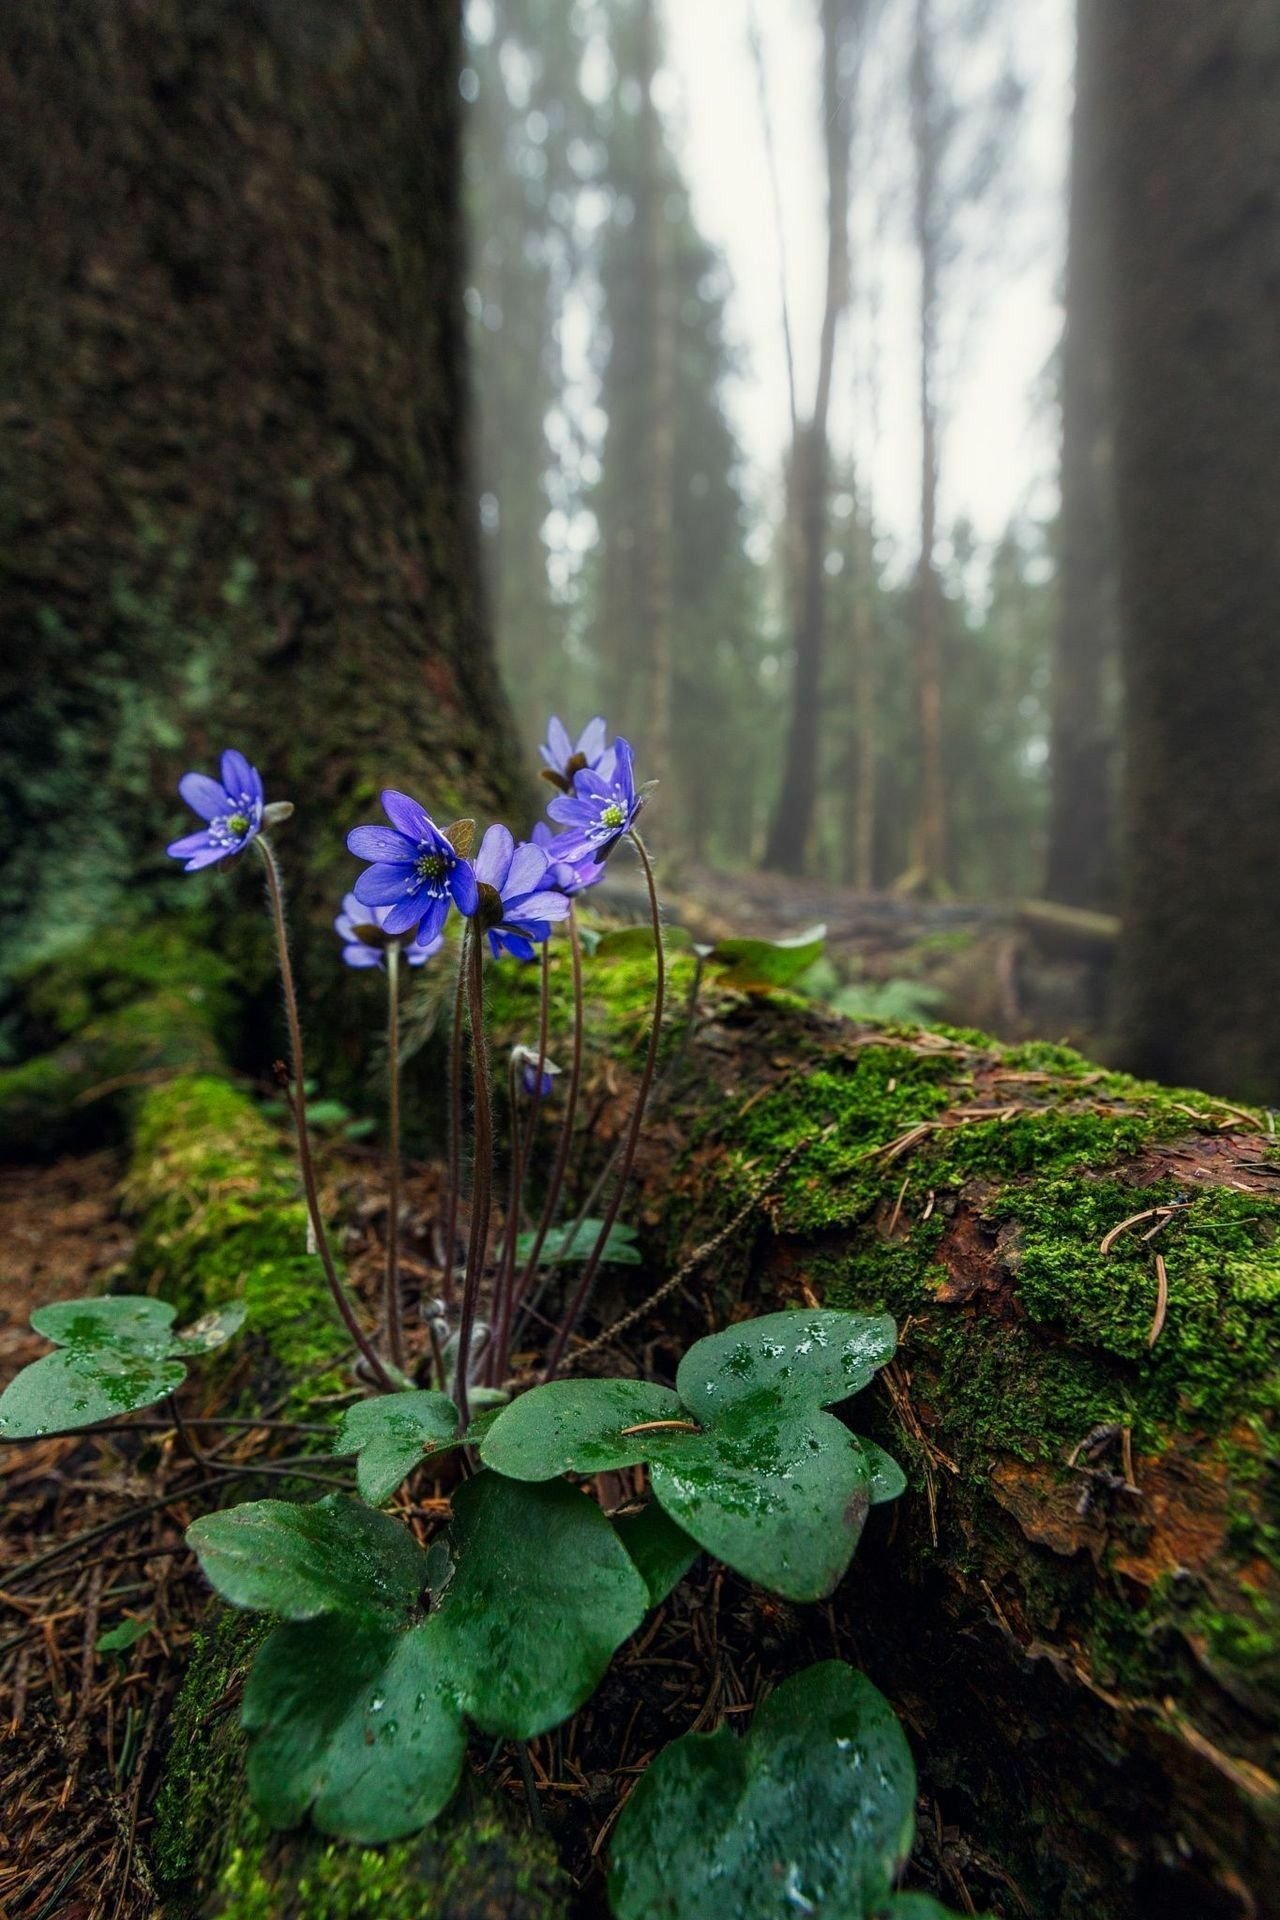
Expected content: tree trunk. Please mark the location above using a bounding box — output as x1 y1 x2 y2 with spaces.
634 0 676 790
1045 0 1118 912
1106 0 1280 1099
762 0 854 874
0 0 525 1008
903 0 949 898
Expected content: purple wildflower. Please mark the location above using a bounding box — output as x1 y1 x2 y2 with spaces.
474 824 570 961
512 1044 562 1099
539 715 609 793
347 792 478 945
545 736 641 863
531 820 605 896
167 749 265 871
334 893 441 971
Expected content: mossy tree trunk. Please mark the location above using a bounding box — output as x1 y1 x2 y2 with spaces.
0 0 526 1010
1104 0 1280 1098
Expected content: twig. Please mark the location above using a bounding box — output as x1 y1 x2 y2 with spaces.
1148 1252 1169 1348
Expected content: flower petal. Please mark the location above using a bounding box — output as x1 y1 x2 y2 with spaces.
340 893 364 921
220 749 260 802
577 717 607 763
475 823 514 890
410 932 444 964
343 944 383 969
416 895 450 944
546 795 593 827
178 773 228 822
380 894 426 936
510 889 570 924
543 716 571 769
450 861 479 917
354 863 417 907
505 840 547 899
168 829 215 858
380 790 434 842
347 825 417 863
182 844 230 872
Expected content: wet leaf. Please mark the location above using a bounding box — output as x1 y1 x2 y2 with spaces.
676 1309 897 1422
705 924 827 993
431 1473 649 1739
614 1502 701 1605
187 1493 428 1621
480 1378 685 1481
648 1404 873 1603
851 1437 909 1506
514 1217 642 1266
336 1390 463 1504
243 1613 464 1843
0 1294 246 1439
609 1662 917 1920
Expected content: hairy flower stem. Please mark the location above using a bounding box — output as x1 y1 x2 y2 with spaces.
492 940 554 1381
544 833 665 1381
384 940 406 1372
254 836 394 1391
442 943 468 1309
454 924 493 1431
489 1053 525 1387
512 904 584 1337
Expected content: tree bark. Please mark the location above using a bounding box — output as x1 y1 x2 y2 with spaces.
1045 0 1118 912
634 0 677 790
762 0 855 874
1106 0 1280 1098
0 0 526 1005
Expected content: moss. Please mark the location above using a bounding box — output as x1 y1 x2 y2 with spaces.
17 916 240 1048
155 1611 567 1920
125 1075 351 1397
484 929 697 1069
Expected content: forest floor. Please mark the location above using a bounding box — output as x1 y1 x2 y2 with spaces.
0 1129 1008 1920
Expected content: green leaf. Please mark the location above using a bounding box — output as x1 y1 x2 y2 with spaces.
337 1391 463 1505
609 1661 917 1920
676 1309 898 1423
649 1405 873 1603
187 1494 428 1621
96 1616 152 1654
514 1218 642 1266
705 924 827 993
480 1378 686 1481
242 1613 464 1843
0 1293 246 1440
876 1897 986 1919
170 1302 248 1354
852 1437 909 1506
595 925 692 962
614 1503 701 1606
431 1473 648 1740
0 1347 187 1439
304 1098 353 1130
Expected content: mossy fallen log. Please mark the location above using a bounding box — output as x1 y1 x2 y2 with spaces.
23 929 1277 1918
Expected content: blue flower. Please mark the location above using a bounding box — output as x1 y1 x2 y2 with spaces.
513 1044 562 1099
334 893 441 971
545 737 641 862
474 824 570 961
167 749 265 871
346 792 478 944
531 821 605 896
539 715 609 793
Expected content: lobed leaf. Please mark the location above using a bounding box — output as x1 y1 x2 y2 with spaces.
480 1378 686 1481
675 1309 897 1423
187 1493 428 1621
609 1662 917 1920
704 924 827 993
336 1390 463 1504
514 1217 643 1267
614 1502 701 1606
170 1302 248 1354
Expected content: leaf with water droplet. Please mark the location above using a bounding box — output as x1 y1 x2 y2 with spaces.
429 1472 648 1740
480 1378 685 1481
170 1302 247 1354
676 1309 897 1424
336 1389 463 1504
242 1613 464 1843
609 1661 919 1920
187 1494 428 1621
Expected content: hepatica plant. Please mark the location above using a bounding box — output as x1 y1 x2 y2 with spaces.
0 715 963 1914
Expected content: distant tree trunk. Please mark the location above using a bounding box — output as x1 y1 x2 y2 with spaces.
905 0 948 896
1045 0 1118 911
1105 0 1280 1100
0 0 525 1007
763 0 854 874
843 498 879 891
634 0 676 790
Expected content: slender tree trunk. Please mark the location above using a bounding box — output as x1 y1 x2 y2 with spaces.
0 0 526 1007
1045 0 1118 911
1104 0 1280 1099
762 0 854 873
904 0 948 897
635 0 676 790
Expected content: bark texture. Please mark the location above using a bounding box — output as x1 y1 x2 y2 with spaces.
1106 0 1280 1097
1045 0 1118 912
0 0 525 1004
